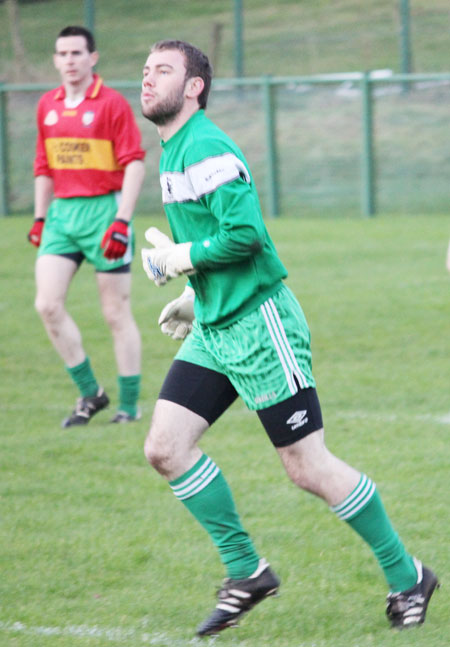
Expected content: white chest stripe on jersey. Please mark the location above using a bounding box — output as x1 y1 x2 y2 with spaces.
160 153 251 204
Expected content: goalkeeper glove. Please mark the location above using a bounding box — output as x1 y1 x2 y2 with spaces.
101 219 129 259
27 218 45 247
158 285 195 340
141 226 195 286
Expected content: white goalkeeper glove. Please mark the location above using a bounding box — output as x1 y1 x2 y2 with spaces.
158 285 195 340
141 227 195 286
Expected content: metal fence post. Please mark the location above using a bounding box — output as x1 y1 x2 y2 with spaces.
399 0 412 93
262 76 280 217
361 72 375 216
233 0 244 79
0 84 9 216
84 0 96 37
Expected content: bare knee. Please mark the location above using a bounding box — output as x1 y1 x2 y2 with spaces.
278 432 332 495
144 433 158 467
284 456 321 492
102 304 122 331
102 296 132 332
278 431 360 504
143 399 207 480
144 430 174 477
35 295 64 325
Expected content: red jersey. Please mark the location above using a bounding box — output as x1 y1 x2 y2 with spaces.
34 75 145 198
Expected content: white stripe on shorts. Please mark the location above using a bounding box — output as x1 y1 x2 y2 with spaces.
260 297 309 396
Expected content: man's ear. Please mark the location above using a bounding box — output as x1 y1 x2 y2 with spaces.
90 50 99 68
185 76 204 100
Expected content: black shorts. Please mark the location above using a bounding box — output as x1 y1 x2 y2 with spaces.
59 251 131 273
159 360 323 447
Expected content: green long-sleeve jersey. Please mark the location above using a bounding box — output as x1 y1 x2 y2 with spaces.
159 110 287 327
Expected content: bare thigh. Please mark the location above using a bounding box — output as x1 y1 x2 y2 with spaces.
144 399 210 481
35 254 78 309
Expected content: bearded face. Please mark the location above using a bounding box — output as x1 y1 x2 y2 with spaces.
141 76 186 126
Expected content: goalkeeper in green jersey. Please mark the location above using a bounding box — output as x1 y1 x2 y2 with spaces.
140 40 438 637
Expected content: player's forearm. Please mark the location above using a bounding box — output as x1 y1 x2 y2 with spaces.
115 160 146 222
34 175 54 220
190 193 266 270
191 226 265 270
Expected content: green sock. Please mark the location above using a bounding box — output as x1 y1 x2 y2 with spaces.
331 474 417 592
170 454 260 579
117 374 140 417
65 357 98 398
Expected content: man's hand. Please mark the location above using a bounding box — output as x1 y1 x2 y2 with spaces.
158 285 195 340
141 227 195 286
27 218 45 247
101 219 129 259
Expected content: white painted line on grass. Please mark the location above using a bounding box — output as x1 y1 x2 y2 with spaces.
0 619 203 645
227 406 450 426
335 410 450 425
4 401 450 426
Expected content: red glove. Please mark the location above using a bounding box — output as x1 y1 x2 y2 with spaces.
27 218 45 247
101 219 129 259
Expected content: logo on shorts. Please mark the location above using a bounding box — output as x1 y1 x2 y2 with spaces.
286 409 308 430
254 391 276 405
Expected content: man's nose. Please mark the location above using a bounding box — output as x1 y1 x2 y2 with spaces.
143 73 154 87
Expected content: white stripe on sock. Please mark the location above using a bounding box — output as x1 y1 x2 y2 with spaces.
170 457 220 501
332 474 369 513
170 456 213 494
331 474 376 520
176 465 220 500
338 481 376 520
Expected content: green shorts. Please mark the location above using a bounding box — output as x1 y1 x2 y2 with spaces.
38 193 134 271
175 284 316 410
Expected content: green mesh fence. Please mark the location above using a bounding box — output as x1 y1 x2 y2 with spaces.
3 75 449 216
1 0 449 216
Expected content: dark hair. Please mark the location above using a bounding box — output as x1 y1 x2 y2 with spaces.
56 26 96 53
150 40 213 109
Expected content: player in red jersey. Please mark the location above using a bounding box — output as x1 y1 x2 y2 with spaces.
28 26 146 427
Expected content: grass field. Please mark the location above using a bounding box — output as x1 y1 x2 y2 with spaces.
1 213 449 646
